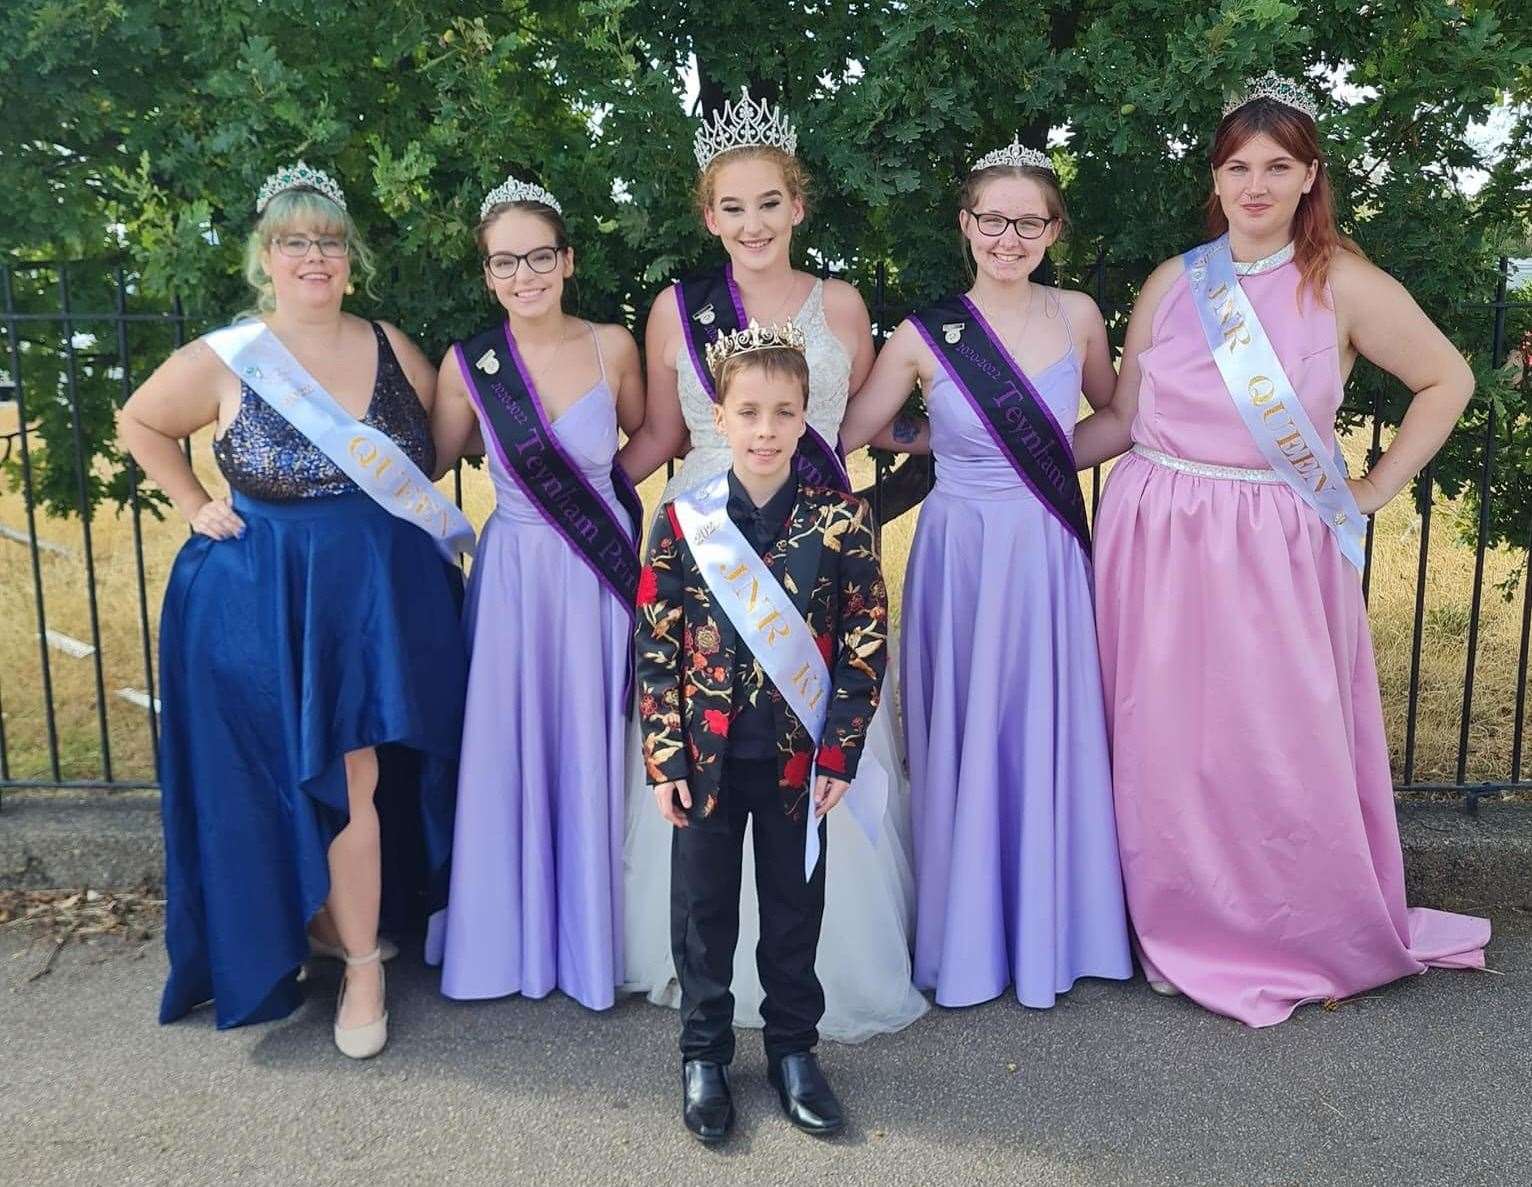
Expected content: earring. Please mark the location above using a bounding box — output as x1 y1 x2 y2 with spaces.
345 281 355 295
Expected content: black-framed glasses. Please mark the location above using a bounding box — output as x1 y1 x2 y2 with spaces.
483 246 562 279
272 234 350 258
967 211 1056 240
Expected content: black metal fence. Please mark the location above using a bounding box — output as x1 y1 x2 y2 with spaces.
1 256 1528 811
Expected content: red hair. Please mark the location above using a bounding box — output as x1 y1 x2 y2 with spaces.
1204 99 1363 307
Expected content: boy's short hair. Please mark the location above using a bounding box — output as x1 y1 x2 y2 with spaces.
715 346 810 408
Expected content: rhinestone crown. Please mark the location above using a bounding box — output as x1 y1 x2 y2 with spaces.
694 87 799 170
255 161 347 214
972 135 1055 175
704 318 807 377
1223 71 1319 121
479 175 562 219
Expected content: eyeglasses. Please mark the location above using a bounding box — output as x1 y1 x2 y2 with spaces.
966 211 1056 240
272 234 350 258
483 246 562 279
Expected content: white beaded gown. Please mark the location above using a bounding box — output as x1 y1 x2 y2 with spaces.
622 278 929 1040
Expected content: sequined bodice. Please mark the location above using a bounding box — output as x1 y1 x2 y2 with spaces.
666 277 851 500
213 322 434 500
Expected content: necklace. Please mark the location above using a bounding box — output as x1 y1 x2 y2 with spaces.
972 284 1038 360
1233 241 1296 277
516 314 572 378
742 274 803 327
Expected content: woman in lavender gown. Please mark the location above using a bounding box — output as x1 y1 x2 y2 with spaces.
429 177 645 1009
841 139 1132 1007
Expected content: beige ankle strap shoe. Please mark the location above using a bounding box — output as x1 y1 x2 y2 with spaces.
309 933 399 963
334 947 388 1060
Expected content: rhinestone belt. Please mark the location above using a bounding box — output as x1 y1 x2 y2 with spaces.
1131 444 1283 483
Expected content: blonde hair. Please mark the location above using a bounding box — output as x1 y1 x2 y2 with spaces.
240 188 376 316
694 145 812 221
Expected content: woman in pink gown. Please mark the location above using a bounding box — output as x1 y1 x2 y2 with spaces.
1075 75 1490 1026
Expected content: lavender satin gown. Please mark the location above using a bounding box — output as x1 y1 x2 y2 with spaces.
904 297 1133 1007
434 329 632 1009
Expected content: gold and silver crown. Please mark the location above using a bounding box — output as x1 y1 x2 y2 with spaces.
1223 71 1319 121
256 161 347 214
693 87 799 170
479 174 562 219
704 319 807 376
972 135 1055 175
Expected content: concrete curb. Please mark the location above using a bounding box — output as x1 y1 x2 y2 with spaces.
1 792 164 891
2 791 1530 910
1396 800 1532 912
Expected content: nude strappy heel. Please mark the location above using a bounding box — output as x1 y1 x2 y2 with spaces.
309 933 398 963
334 947 388 1059
308 907 398 964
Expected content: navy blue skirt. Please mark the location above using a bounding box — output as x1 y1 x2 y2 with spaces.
157 491 466 1029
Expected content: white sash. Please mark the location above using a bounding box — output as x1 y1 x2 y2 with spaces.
1182 235 1366 570
674 473 887 879
206 322 475 560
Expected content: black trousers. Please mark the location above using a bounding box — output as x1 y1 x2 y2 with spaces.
670 757 828 1065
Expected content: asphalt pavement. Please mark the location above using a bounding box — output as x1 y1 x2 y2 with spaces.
2 915 1528 1186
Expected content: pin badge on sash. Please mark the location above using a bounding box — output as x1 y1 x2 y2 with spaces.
475 349 500 375
942 322 964 345
695 303 716 326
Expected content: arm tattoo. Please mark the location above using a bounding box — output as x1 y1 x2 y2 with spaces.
891 413 921 445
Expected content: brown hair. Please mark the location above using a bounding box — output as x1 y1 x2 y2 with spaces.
957 164 1069 278
1205 99 1363 307
694 146 812 221
475 200 569 256
714 346 810 408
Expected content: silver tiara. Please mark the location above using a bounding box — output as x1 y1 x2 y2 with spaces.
971 135 1055 175
1223 71 1319 121
704 319 807 377
255 161 347 214
693 87 798 170
479 175 562 219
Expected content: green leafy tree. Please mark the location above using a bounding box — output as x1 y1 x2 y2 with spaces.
1 0 1528 550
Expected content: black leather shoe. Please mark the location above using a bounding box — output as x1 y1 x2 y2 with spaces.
768 1052 845 1135
681 1060 734 1143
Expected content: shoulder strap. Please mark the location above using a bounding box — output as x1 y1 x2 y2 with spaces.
585 320 608 384
1049 289 1076 348
454 320 641 611
909 295 1090 553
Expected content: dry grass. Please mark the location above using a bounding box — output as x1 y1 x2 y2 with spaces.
0 403 1525 793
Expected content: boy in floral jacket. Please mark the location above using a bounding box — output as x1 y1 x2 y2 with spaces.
634 324 887 1143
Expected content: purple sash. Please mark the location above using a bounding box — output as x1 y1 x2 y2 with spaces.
674 265 850 492
454 321 644 694
910 296 1090 553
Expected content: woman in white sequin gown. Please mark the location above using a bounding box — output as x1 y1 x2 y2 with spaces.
618 141 927 1042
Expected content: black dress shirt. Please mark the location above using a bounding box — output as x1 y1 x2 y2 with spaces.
724 469 799 760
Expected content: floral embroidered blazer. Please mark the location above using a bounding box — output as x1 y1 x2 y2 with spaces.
635 483 888 824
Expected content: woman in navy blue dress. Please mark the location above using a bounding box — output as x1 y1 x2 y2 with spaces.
119 164 468 1058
